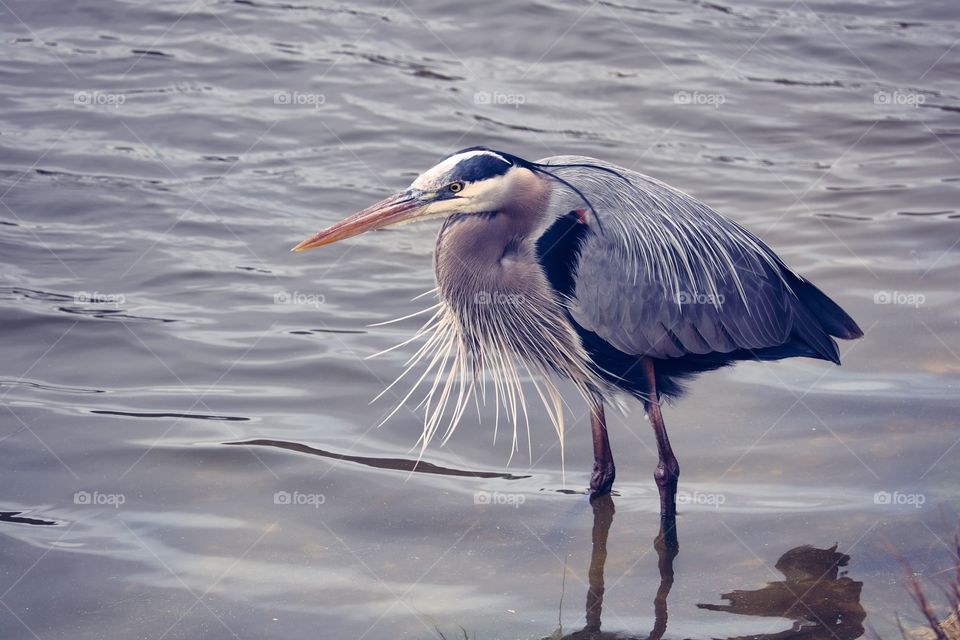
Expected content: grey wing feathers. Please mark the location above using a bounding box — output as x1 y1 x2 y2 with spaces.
538 155 858 363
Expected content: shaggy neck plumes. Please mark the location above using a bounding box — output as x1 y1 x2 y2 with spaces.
395 172 604 466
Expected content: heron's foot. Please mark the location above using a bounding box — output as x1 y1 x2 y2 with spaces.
589 460 616 499
654 460 680 518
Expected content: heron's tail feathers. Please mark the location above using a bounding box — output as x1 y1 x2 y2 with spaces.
788 274 863 340
784 271 863 365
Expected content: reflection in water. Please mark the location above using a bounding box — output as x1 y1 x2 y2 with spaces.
94 410 250 421
227 438 530 479
549 497 863 639
698 544 865 640
0 511 57 526
550 497 679 639
585 495 616 635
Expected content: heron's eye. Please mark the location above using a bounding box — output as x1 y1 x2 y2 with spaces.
448 181 464 194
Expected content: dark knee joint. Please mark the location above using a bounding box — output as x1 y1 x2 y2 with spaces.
590 460 616 498
654 458 679 488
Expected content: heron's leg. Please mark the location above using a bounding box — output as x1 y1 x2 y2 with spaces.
589 398 616 498
642 357 680 519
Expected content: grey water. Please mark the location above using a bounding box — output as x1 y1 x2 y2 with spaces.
1 0 959 638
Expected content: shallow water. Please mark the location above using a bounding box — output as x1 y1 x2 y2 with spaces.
1 0 959 638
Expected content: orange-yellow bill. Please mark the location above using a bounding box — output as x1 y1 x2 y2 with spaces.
291 191 423 252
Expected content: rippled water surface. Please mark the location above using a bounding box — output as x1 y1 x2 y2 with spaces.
2 1 959 638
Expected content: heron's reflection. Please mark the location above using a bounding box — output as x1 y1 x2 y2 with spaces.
551 497 678 640
550 497 864 640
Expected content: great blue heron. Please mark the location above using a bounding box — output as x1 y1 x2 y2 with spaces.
292 147 863 518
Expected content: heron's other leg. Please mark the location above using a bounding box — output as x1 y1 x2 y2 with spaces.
589 398 616 499
642 357 680 519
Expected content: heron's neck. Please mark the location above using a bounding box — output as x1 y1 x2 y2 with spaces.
433 171 555 309
430 196 602 401
434 211 538 308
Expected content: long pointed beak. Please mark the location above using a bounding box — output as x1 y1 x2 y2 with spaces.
291 191 424 252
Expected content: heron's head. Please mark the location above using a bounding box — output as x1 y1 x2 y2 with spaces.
292 147 548 252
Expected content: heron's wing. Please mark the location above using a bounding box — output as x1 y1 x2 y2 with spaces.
536 156 861 362
570 228 796 359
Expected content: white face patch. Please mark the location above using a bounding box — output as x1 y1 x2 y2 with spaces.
420 164 524 217
411 149 509 191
